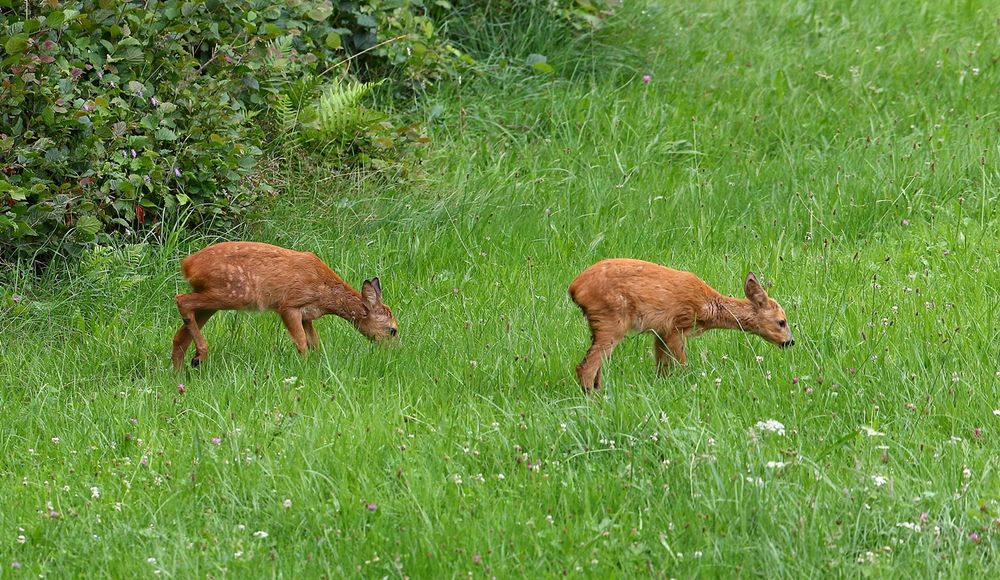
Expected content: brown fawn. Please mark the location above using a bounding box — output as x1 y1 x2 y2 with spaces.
568 259 793 393
171 241 397 370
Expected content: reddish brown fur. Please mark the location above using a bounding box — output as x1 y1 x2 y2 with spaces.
171 241 397 370
568 259 793 394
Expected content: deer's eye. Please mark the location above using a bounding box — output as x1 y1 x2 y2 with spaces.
778 320 787 328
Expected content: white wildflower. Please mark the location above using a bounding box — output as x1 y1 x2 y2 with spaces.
253 530 269 539
765 461 787 469
872 474 888 487
860 426 885 437
282 376 298 385
90 486 100 499
754 419 786 436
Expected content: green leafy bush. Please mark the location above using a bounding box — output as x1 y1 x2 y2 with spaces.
0 0 613 264
0 0 457 262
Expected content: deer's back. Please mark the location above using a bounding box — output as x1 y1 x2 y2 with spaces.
569 259 716 330
181 242 339 309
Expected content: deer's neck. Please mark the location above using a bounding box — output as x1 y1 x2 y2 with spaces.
323 281 367 323
699 294 757 332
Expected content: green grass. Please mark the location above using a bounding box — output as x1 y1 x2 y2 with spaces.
3 0 999 576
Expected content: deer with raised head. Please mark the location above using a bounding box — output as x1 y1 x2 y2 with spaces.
568 259 793 394
171 241 397 371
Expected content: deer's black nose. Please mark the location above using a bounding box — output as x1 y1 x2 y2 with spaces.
781 339 795 348
389 327 397 337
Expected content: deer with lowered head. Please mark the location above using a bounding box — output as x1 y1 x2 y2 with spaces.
568 258 793 394
171 241 397 371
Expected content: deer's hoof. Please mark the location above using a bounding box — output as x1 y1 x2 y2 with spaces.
190 356 202 368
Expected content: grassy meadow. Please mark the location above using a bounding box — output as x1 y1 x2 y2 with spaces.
2 0 999 576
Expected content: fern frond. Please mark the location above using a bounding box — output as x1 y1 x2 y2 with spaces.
264 36 296 91
313 80 382 142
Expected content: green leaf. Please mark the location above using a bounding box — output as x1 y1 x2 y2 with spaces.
4 34 29 55
525 53 549 66
176 193 191 206
155 127 177 141
325 32 342 49
46 10 66 28
526 54 555 74
308 3 334 21
74 215 102 240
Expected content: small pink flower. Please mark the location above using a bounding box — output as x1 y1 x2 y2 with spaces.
131 149 137 158
49 510 61 519
472 554 482 564
969 531 981 544
11 295 21 304
642 74 651 84
211 437 221 445
71 67 83 79
150 97 159 107
804 387 813 394
919 512 929 522
792 376 799 385
174 168 181 177
177 383 186 394
366 502 378 511
973 427 982 438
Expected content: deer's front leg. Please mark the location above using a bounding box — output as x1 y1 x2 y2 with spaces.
302 319 320 349
279 308 308 354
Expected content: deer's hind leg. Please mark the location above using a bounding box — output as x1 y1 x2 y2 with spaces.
172 309 217 370
576 317 627 395
175 293 220 367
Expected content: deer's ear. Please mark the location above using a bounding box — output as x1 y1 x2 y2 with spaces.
361 279 379 310
371 276 382 300
744 272 768 307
